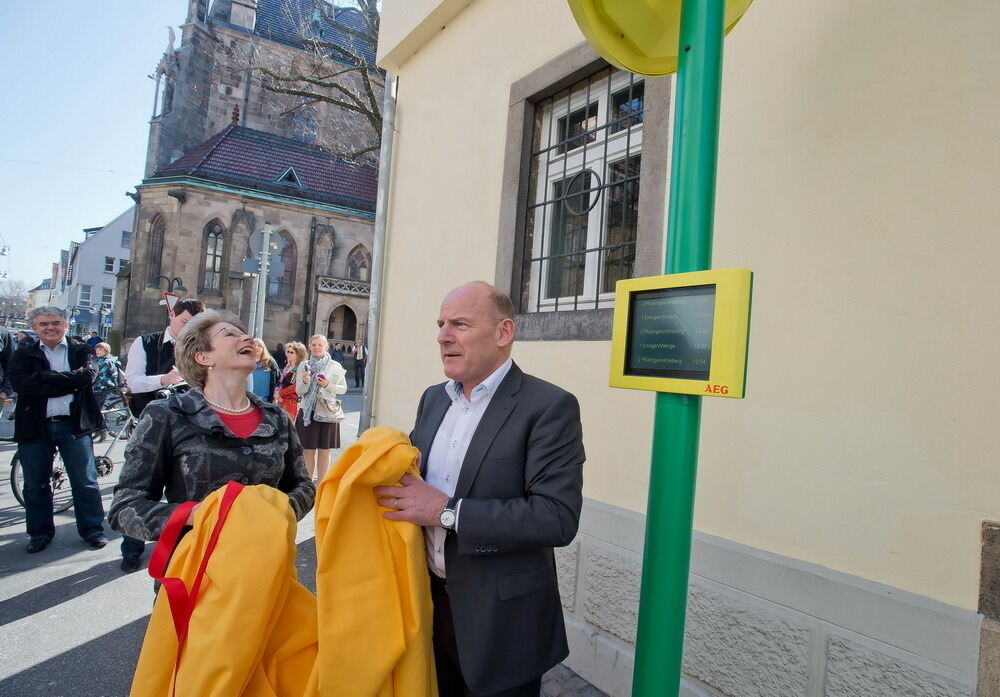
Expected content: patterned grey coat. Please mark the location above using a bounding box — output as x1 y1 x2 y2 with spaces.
108 388 315 541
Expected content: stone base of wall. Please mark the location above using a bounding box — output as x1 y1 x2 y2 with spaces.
558 499 981 697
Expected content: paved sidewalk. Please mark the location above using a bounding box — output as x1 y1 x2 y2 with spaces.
0 392 605 696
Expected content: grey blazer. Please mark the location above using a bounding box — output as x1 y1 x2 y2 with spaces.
411 361 584 695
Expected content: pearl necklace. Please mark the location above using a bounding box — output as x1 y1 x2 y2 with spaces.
204 394 252 414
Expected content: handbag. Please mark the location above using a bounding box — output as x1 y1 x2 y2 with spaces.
314 396 345 422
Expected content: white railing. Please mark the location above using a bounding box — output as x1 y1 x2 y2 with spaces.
316 276 371 297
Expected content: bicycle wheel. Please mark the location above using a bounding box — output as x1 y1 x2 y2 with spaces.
101 393 130 439
10 452 75 514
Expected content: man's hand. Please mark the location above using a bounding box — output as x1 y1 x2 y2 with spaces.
374 473 448 527
160 369 183 386
184 502 202 526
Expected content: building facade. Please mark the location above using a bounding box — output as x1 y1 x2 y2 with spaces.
48 207 133 338
372 2 1000 696
116 120 376 348
146 0 379 176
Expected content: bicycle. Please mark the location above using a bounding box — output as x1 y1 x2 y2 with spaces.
7 391 138 513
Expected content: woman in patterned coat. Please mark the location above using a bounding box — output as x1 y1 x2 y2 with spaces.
108 310 315 541
274 342 305 422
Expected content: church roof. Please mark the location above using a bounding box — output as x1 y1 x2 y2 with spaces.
148 123 377 213
249 0 376 65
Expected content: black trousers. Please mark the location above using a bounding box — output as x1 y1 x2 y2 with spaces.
430 574 542 697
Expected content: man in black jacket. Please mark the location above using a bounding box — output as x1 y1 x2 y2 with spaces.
118 298 203 572
375 282 584 697
8 306 107 553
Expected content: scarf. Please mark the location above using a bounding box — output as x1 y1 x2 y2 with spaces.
298 355 329 427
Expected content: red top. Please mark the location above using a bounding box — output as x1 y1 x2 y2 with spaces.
214 406 263 439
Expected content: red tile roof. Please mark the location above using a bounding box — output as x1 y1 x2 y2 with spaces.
150 124 377 213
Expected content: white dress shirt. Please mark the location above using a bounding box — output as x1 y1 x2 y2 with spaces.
424 358 512 578
125 328 176 394
41 339 73 417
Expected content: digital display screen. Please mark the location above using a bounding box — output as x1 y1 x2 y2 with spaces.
624 285 716 380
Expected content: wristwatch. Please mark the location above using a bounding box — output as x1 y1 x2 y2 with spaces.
439 508 456 530
439 500 457 531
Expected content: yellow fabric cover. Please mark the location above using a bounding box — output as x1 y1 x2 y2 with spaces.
130 426 435 697
314 426 436 697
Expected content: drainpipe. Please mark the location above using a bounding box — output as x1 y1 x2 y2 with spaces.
358 72 397 434
302 216 317 341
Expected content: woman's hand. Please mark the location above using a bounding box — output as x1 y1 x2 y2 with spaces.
316 374 329 387
301 368 311 384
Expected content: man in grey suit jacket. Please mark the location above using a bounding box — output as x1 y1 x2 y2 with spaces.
376 282 585 696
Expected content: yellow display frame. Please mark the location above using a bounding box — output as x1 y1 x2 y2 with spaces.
609 268 752 398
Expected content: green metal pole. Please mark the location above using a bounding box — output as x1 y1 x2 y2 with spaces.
631 2 726 697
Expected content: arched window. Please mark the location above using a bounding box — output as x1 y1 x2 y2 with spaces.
147 214 165 281
201 220 225 292
267 232 296 302
346 245 371 281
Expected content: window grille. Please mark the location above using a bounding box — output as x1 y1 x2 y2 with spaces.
519 67 644 313
104 256 115 273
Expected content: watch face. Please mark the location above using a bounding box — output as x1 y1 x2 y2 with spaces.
440 509 456 528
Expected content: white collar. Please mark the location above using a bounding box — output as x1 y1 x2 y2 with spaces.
40 337 69 353
446 357 513 402
163 328 176 344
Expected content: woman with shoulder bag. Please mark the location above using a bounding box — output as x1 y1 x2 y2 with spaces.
295 334 347 481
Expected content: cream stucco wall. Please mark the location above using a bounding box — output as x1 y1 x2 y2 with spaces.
373 0 1000 610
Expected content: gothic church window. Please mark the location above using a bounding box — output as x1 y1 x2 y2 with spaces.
267 233 296 302
201 220 225 292
346 245 371 282
147 214 165 282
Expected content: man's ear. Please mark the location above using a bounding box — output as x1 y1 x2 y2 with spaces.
496 318 515 348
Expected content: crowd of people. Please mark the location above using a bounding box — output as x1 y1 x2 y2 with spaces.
3 281 585 697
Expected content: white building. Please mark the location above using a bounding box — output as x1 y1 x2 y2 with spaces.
26 278 53 314
50 206 133 338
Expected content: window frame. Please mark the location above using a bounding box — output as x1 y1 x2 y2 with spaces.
494 44 672 341
199 219 227 295
104 256 116 273
266 232 296 304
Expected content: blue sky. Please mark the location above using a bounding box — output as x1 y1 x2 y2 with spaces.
0 1 184 288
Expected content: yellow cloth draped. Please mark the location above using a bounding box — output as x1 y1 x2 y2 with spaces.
129 426 435 697
314 426 437 697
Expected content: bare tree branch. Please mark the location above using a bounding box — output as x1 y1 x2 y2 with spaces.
215 0 383 164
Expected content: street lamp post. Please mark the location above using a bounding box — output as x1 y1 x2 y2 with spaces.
91 304 111 339
146 276 187 293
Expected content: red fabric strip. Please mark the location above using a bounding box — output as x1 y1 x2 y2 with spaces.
146 481 245 696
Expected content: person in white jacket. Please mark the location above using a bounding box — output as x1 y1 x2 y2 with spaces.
295 334 347 481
